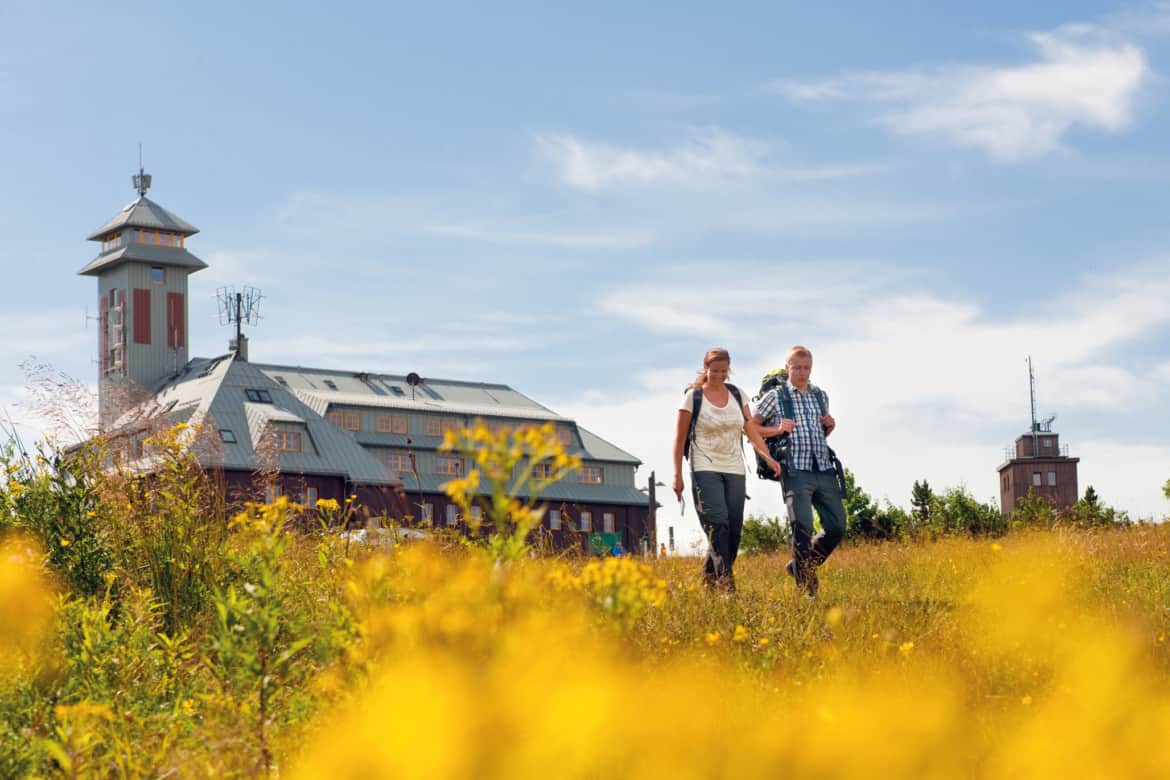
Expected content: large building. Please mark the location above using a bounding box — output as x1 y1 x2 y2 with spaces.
80 170 655 554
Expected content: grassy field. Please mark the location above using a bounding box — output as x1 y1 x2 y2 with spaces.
4 426 1170 777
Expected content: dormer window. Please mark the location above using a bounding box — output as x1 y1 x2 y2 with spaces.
151 267 166 285
245 389 273 403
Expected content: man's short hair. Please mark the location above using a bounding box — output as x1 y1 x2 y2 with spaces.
786 345 813 365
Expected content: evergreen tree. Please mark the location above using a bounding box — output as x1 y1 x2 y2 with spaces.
1083 485 1100 507
911 480 934 525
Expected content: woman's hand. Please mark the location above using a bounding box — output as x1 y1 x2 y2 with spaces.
777 418 795 435
672 473 685 500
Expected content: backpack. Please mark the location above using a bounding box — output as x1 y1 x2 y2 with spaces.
682 384 747 463
753 378 843 489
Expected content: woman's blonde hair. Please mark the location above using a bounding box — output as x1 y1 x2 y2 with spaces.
689 347 731 390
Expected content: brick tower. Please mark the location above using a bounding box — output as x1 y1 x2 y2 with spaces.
997 358 1080 515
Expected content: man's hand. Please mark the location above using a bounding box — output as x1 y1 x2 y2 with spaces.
820 414 836 435
672 473 685 500
777 418 795 435
766 456 782 477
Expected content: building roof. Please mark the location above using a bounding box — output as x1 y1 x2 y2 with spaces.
112 353 640 496
77 243 209 276
86 196 199 241
145 354 398 485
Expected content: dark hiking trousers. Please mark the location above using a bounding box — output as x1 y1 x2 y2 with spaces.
691 470 746 581
782 468 846 574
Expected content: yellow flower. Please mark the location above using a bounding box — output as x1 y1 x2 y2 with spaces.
733 625 750 643
898 641 915 657
705 631 721 646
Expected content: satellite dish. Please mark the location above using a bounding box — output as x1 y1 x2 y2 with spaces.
406 373 421 387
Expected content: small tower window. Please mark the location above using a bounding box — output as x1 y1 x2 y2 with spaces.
1048 471 1057 487
151 267 166 284
1032 472 1042 487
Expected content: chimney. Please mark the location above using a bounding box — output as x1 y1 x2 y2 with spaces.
230 333 249 362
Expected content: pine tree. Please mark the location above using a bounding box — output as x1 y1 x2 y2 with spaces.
1083 485 1100 507
911 479 933 525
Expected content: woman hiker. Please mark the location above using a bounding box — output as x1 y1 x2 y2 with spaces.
672 348 782 592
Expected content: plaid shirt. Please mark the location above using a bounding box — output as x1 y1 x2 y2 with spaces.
752 383 833 472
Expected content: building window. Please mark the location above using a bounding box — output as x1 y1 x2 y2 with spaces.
343 413 361 431
324 379 338 390
100 232 122 253
386 451 414 472
1032 472 1042 487
245 389 273 403
1048 471 1057 487
420 503 434 524
445 504 458 526
151 266 166 284
304 486 318 507
532 463 554 479
603 512 616 533
470 506 483 524
219 429 236 443
264 484 283 504
1043 439 1052 449
557 428 572 446
327 411 343 427
436 456 463 476
426 419 441 436
377 415 408 434
549 509 562 530
273 431 301 452
579 511 592 532
274 375 289 386
578 466 604 485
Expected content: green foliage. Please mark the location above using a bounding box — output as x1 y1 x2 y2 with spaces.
930 486 1006 537
1163 478 1169 501
1083 485 1100 507
1 442 113 598
911 479 933 525
209 499 316 774
842 469 904 541
740 515 789 554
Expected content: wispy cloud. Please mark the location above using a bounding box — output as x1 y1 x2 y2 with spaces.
421 222 654 249
535 129 884 192
777 24 1150 160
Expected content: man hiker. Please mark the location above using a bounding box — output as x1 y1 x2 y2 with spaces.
751 345 846 597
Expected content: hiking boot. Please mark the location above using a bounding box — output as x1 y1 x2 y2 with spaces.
804 566 819 599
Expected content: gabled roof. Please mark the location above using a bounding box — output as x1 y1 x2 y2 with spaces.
142 354 398 485
87 196 199 241
77 243 209 276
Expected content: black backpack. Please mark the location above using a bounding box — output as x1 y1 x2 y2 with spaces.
682 384 746 462
754 378 847 492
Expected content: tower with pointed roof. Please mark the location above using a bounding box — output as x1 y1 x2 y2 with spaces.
80 167 206 426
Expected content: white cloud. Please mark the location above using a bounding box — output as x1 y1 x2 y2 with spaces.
777 25 1149 160
534 129 769 192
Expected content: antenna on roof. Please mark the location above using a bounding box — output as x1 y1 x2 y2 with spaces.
217 286 263 361
132 143 152 197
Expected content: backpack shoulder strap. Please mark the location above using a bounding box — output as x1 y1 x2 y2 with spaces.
726 384 747 420
811 385 828 417
778 383 796 420
683 387 703 460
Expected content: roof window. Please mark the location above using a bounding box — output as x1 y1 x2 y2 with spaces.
245 389 273 403
220 429 237 443
323 379 338 391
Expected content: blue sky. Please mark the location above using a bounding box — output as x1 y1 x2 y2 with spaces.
3 1 1169 544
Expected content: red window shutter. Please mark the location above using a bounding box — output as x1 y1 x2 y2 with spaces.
167 292 185 348
99 297 109 373
133 288 151 345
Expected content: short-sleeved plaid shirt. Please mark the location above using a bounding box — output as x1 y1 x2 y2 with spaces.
752 384 833 472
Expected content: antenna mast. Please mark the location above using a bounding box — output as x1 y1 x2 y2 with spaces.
216 286 263 360
1027 356 1039 455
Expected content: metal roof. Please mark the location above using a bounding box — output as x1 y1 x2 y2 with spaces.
77 243 209 276
86 196 199 240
